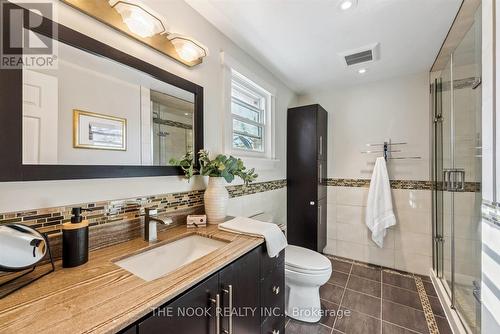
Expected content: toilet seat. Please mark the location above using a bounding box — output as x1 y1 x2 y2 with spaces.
285 245 331 273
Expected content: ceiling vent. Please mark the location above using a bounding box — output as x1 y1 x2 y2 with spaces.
339 43 380 67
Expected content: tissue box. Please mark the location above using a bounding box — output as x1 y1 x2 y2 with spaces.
187 215 207 228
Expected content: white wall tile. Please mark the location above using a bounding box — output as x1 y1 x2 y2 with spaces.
325 187 432 275
337 241 365 262
336 187 368 206
336 205 365 225
394 231 432 257
395 252 432 276
365 245 395 268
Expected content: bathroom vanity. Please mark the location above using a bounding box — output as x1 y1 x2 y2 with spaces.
0 225 285 334
128 242 285 334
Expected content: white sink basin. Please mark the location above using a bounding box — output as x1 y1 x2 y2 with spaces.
115 235 227 281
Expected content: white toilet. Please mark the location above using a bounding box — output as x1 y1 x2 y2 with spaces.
250 213 332 323
285 245 332 322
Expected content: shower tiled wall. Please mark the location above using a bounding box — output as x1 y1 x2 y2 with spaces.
324 185 480 276
325 186 432 275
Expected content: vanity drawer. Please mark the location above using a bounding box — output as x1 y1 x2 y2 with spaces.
261 314 285 334
260 266 285 311
260 248 285 278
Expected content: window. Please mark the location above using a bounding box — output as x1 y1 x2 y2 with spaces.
230 71 271 155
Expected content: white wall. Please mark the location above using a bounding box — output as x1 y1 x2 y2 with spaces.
298 72 433 275
298 72 430 180
481 0 500 333
0 0 297 213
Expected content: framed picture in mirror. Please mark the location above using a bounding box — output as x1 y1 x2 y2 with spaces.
73 110 127 151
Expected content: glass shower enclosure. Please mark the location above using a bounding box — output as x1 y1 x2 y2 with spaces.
431 5 482 333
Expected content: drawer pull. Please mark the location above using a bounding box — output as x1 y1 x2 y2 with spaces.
272 286 280 295
222 285 233 334
210 294 221 334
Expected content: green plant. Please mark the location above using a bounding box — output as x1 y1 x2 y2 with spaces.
170 150 258 186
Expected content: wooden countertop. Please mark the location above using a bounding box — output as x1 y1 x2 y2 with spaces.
0 224 264 334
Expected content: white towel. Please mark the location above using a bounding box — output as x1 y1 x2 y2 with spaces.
219 217 288 257
366 157 396 248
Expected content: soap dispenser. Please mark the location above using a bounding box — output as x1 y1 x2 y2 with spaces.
62 207 90 268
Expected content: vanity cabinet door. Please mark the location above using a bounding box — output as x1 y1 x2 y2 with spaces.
218 246 261 334
137 274 218 334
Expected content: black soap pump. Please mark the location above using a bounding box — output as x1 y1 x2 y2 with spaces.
62 207 90 268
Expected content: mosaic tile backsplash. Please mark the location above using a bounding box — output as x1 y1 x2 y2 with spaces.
0 180 288 236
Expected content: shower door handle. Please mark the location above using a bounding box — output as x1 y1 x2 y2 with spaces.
443 169 465 192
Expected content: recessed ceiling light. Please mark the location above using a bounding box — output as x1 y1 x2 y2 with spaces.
358 68 367 74
338 0 357 11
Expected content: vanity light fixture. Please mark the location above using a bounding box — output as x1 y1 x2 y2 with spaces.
61 0 209 67
167 34 208 63
338 0 357 11
109 0 168 38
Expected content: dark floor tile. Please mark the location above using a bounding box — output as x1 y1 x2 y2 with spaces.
427 296 445 317
320 282 344 304
382 301 429 334
382 321 420 334
382 272 417 291
348 274 381 297
422 281 437 297
351 264 382 282
330 258 353 274
382 284 422 311
329 270 349 287
334 308 381 334
286 319 332 334
341 289 381 318
320 300 339 328
435 316 452 334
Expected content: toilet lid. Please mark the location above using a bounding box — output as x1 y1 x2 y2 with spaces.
285 245 331 272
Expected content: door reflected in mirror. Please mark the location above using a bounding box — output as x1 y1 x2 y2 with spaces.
22 39 195 166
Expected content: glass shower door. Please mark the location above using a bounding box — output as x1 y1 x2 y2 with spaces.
432 6 482 333
450 10 482 332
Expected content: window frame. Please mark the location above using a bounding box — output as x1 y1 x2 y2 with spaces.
229 70 273 158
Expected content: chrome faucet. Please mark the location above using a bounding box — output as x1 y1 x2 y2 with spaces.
144 208 173 242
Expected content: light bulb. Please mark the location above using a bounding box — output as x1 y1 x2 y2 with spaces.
168 35 208 63
113 1 166 38
358 68 367 74
340 0 353 10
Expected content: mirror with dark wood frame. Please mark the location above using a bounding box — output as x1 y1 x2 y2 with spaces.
0 8 203 181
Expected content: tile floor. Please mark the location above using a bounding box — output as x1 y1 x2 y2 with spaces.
285 256 453 334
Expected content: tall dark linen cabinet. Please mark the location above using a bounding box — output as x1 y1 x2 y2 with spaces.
287 104 328 252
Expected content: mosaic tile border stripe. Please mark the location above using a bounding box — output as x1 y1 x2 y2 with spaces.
0 179 287 235
416 277 440 334
227 179 287 198
326 178 480 192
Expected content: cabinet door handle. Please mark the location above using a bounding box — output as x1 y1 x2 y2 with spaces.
222 285 233 334
273 286 280 295
210 294 221 334
319 136 323 156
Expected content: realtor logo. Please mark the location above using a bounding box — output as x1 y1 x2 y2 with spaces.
1 0 57 69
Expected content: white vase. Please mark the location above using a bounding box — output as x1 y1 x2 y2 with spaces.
204 177 229 224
